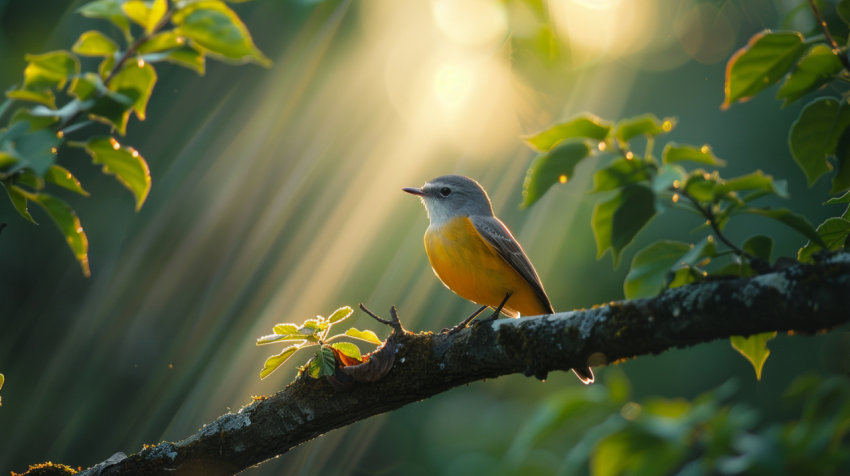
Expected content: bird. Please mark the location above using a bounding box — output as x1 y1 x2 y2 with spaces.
403 174 594 384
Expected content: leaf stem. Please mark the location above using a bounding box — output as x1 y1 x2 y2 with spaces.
679 190 752 259
57 10 174 132
807 0 850 71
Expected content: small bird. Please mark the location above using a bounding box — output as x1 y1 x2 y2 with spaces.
403 175 594 384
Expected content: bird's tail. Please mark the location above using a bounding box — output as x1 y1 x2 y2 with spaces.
572 367 594 385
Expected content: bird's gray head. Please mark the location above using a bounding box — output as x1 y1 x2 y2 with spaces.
403 175 494 226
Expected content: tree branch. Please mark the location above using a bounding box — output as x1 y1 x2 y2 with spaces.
18 256 850 476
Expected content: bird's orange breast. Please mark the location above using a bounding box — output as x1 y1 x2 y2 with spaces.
424 216 550 317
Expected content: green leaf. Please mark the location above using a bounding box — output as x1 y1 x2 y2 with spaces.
682 170 718 202
789 97 850 186
651 164 687 194
259 345 300 379
173 1 272 67
615 114 675 143
72 30 119 57
273 323 299 335
5 51 81 108
109 61 157 121
661 143 726 166
82 137 151 211
0 125 62 176
593 184 657 268
2 184 37 224
743 235 773 262
722 31 806 109
345 328 382 345
831 127 850 195
10 108 58 131
31 193 90 276
592 431 686 476
734 207 827 248
330 342 362 361
16 171 44 191
624 241 692 299
327 306 353 324
122 0 168 34
668 265 704 288
162 47 206 75
522 113 612 152
77 0 132 41
798 217 850 262
45 165 89 196
87 93 135 134
713 170 788 199
137 31 186 53
777 44 844 107
138 32 207 75
520 140 591 209
68 73 102 101
590 156 650 193
730 332 776 380
99 55 116 79
306 346 336 379
256 333 306 345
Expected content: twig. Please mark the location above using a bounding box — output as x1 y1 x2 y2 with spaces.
679 190 752 259
807 0 850 71
359 303 409 335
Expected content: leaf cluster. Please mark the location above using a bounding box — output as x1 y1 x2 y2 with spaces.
506 372 850 476
0 0 270 276
256 306 384 380
721 1 850 261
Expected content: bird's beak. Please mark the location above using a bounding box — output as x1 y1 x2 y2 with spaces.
402 187 426 197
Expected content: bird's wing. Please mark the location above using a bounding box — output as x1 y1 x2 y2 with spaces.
470 215 554 314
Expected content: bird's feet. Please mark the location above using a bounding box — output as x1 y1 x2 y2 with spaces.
442 293 512 334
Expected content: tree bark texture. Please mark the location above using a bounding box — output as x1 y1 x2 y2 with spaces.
18 255 850 476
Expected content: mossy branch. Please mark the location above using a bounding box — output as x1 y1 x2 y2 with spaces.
15 255 850 476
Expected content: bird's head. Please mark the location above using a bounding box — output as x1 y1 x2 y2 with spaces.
403 175 493 226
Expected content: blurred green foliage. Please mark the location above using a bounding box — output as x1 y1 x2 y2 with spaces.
499 371 850 476
0 0 270 277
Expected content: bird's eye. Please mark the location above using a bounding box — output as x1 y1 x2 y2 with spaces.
440 187 452 197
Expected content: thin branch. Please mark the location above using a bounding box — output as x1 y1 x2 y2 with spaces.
807 0 850 71
679 190 751 259
16 256 850 476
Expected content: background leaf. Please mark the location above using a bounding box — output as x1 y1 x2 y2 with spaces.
590 156 650 193
77 0 132 41
730 332 777 380
173 1 272 67
743 235 773 262
2 183 37 223
45 165 89 196
593 184 657 268
615 114 674 143
789 97 850 186
735 207 827 247
83 137 151 211
662 143 726 166
521 140 590 209
31 193 90 276
777 44 844 107
798 217 850 262
523 113 611 152
72 31 119 57
723 31 806 108
624 241 692 299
